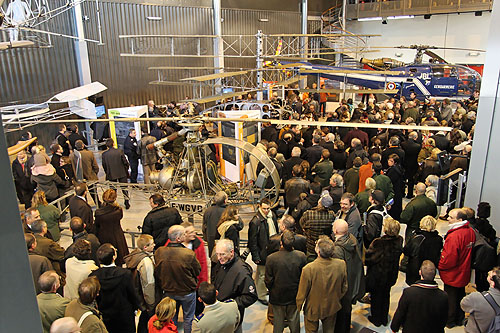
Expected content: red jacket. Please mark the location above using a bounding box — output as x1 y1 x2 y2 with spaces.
165 236 208 287
438 222 475 288
148 316 178 333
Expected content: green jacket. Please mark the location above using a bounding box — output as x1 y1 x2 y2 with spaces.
37 293 70 333
37 204 61 242
65 299 108 333
343 166 360 195
400 194 438 230
354 189 371 215
373 174 394 202
312 159 333 188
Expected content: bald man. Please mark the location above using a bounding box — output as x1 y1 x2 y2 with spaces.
49 317 79 333
400 182 438 242
332 219 364 333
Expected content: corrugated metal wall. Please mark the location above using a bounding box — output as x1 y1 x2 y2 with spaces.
81 2 214 107
0 0 80 106
81 4 302 107
222 8 301 70
1 2 305 109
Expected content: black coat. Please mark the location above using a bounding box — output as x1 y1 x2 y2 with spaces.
365 235 403 291
90 266 138 333
291 193 320 233
471 218 497 247
386 164 404 220
261 125 278 143
123 135 139 161
305 144 324 168
212 257 258 317
265 249 307 306
63 231 100 269
363 205 385 249
12 158 33 191
68 132 88 151
282 156 304 183
433 133 450 152
331 149 348 171
381 146 405 169
404 229 443 285
390 280 448 333
101 147 129 180
401 139 421 177
202 204 226 255
142 205 182 250
248 210 278 264
69 196 94 233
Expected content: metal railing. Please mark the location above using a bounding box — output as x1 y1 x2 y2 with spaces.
345 0 493 19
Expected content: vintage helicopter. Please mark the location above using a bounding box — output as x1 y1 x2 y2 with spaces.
284 45 483 101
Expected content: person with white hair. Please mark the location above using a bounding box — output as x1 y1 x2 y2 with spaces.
49 317 80 333
212 239 258 333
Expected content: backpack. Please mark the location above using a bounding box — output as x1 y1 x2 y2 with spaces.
476 292 500 333
471 228 497 271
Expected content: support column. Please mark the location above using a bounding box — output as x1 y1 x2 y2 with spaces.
256 30 264 101
74 3 92 85
0 114 43 332
300 0 308 89
73 3 93 144
464 0 500 227
213 0 224 95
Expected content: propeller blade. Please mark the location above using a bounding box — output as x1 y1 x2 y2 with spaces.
424 50 448 64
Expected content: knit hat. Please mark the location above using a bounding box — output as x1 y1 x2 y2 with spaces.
318 192 333 208
370 189 385 205
33 153 50 167
477 202 491 218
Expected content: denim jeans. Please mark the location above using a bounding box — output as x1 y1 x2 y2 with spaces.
163 291 196 333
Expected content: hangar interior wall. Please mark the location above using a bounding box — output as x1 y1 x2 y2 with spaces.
346 12 490 65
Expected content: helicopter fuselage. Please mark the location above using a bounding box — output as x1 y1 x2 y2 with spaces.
299 63 481 100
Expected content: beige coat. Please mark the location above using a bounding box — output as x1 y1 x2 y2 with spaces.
296 257 348 321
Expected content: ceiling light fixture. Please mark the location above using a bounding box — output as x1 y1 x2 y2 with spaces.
146 16 162 21
258 18 269 22
387 15 414 20
358 17 383 21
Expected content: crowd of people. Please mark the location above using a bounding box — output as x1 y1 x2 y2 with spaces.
14 92 500 333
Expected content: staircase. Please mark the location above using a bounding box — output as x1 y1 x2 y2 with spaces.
320 4 366 69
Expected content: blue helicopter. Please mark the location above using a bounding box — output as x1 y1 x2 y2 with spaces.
292 45 483 100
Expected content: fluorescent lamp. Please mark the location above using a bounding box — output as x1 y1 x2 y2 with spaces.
358 17 383 21
468 52 480 56
146 16 162 21
395 52 403 57
258 18 269 22
387 15 414 20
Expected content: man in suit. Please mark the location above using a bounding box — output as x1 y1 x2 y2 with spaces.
55 124 70 156
296 236 348 332
31 220 66 287
101 138 130 209
67 124 87 151
202 191 227 256
192 282 240 333
69 183 94 233
305 135 324 168
70 139 100 205
25 233 53 294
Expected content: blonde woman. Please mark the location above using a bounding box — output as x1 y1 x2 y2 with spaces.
31 190 61 241
365 217 403 327
148 297 178 333
403 215 443 285
216 206 243 255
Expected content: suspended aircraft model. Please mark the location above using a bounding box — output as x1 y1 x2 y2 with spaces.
284 45 484 100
